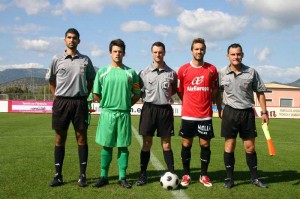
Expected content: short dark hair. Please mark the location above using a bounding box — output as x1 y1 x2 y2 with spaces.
191 38 206 50
227 43 243 54
65 28 80 39
151 41 165 52
109 39 126 53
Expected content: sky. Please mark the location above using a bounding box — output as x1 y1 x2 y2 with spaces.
1 0 300 83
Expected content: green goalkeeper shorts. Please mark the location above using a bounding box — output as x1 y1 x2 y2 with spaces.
95 108 131 147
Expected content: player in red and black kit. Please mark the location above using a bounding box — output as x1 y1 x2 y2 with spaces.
178 38 221 187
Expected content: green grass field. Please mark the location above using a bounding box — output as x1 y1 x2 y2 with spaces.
0 113 299 199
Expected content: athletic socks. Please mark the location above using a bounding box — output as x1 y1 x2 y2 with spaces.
100 147 113 178
200 146 211 176
140 150 150 174
54 145 65 176
163 150 175 173
181 145 192 175
118 147 129 180
246 152 259 180
78 145 88 175
224 152 235 179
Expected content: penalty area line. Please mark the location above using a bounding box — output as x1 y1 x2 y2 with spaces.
132 125 189 199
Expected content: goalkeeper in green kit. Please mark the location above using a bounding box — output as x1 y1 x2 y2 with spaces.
92 39 141 189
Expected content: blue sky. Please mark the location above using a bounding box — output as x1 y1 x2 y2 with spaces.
1 0 300 83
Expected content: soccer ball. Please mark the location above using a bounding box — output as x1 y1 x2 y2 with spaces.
160 172 179 190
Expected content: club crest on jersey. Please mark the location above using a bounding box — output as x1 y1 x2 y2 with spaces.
192 76 204 85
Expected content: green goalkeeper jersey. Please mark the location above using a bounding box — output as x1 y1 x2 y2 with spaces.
93 65 140 112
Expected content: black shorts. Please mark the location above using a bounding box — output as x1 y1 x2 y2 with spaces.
52 97 89 131
179 119 214 140
139 102 174 137
221 105 257 139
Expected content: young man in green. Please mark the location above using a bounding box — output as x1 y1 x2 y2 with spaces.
87 92 94 125
93 39 141 189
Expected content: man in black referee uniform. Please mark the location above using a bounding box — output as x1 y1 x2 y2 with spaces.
218 43 269 189
136 42 178 186
46 28 96 187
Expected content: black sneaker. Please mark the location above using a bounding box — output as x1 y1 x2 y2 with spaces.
251 179 268 188
136 173 147 186
224 178 234 189
118 178 132 189
93 177 109 188
78 174 88 187
50 174 63 187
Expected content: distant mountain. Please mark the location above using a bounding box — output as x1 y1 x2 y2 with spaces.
287 79 300 87
0 68 298 89
0 68 47 84
0 67 99 85
0 77 48 93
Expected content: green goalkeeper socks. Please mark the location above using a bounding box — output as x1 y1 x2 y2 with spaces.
100 147 113 177
117 147 129 180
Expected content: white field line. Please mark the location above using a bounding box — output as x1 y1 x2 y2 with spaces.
131 125 189 199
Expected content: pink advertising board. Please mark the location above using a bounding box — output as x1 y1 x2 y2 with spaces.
10 100 53 113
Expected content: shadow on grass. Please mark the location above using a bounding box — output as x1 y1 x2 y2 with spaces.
63 169 299 188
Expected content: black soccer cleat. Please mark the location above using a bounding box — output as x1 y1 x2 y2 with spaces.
78 174 88 187
93 177 109 188
50 174 63 187
224 178 234 189
251 179 268 188
136 173 148 186
119 178 132 189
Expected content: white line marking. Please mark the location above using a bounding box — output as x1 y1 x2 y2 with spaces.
132 125 189 199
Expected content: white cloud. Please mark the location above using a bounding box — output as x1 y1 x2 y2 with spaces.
14 16 21 21
14 0 50 15
0 63 43 71
254 47 271 62
18 37 64 54
0 56 4 62
62 0 147 14
242 0 300 30
91 48 106 57
51 3 66 17
20 39 50 51
121 21 173 37
153 24 173 37
0 3 7 11
0 24 45 35
121 20 152 32
255 65 300 83
176 8 248 43
151 0 182 17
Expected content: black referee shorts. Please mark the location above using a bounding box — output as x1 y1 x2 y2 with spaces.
221 105 257 139
52 96 89 131
139 102 174 137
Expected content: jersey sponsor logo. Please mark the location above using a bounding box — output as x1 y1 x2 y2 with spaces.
192 76 204 85
197 124 211 135
187 75 209 92
187 86 209 91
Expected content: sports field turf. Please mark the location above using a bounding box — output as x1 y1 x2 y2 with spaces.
0 113 299 199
